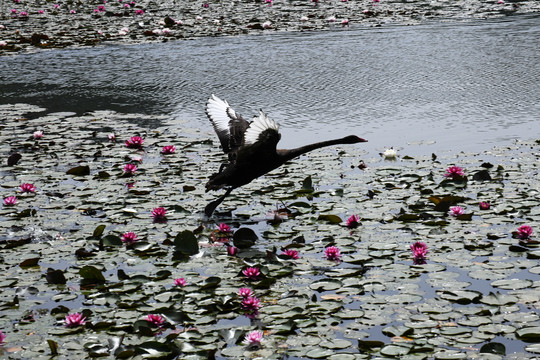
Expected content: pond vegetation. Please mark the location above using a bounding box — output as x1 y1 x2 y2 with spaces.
0 104 539 359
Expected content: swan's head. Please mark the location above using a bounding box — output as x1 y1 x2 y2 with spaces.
343 135 368 144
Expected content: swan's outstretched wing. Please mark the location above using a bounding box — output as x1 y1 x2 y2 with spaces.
206 94 250 154
240 110 281 159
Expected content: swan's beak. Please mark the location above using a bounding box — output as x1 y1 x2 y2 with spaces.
359 138 368 142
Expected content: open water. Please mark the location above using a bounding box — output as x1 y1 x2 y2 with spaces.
1 14 539 154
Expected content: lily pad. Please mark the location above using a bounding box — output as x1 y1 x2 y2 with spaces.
79 265 106 283
174 230 199 255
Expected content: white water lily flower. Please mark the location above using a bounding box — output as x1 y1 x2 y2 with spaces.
383 148 397 158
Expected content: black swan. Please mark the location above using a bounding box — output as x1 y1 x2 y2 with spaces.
204 94 367 216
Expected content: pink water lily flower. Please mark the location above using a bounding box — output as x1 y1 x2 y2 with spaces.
346 214 360 228
479 202 490 210
174 277 187 287
227 245 239 256
0 330 6 344
123 163 138 175
160 145 176 154
242 267 260 280
3 196 17 206
241 296 261 312
151 207 167 222
134 9 144 15
108 133 116 142
324 246 341 261
449 206 464 217
33 130 43 139
145 314 165 326
238 288 253 298
121 232 138 244
64 313 86 327
218 223 231 233
243 330 263 348
125 136 144 149
444 165 465 179
20 183 36 193
410 241 428 259
212 223 233 242
281 249 300 259
516 225 533 240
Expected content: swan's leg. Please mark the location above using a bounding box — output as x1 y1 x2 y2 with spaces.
205 187 233 217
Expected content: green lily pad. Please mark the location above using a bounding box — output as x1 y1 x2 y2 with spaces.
66 165 90 176
516 327 540 341
232 227 258 248
309 279 343 292
480 292 518 306
79 265 106 283
174 230 199 255
318 214 343 224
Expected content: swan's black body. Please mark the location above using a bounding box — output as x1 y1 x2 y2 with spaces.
204 95 367 216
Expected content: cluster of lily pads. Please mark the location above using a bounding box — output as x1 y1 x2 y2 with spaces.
2 0 533 54
0 104 539 359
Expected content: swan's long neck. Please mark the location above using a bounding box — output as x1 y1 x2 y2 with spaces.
278 136 360 162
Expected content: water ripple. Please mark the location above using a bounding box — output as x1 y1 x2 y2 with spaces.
0 15 538 153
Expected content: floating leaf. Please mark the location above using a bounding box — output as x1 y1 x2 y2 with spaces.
437 290 482 304
380 344 412 356
309 278 343 292
47 339 59 356
358 340 384 351
480 292 518 306
428 195 464 212
66 165 90 176
516 327 540 341
79 265 106 283
199 276 221 290
232 227 258 248
46 268 67 284
92 224 106 238
174 230 199 255
318 214 343 224
472 169 492 181
7 152 22 166
301 175 314 191
20 253 40 267
102 234 123 247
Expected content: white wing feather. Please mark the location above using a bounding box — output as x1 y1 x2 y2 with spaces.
206 94 232 136
244 110 280 146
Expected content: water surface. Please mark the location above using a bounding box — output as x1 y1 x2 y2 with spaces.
1 15 539 154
